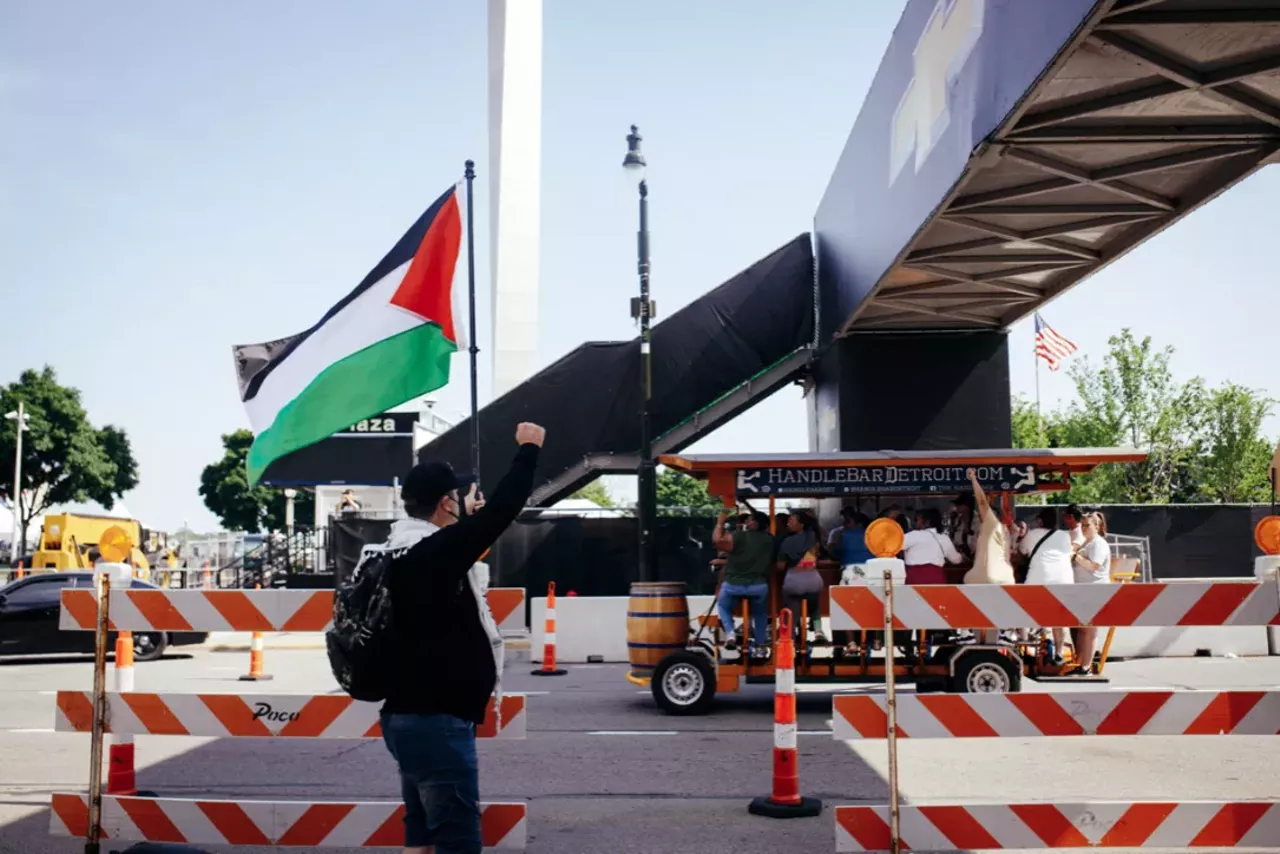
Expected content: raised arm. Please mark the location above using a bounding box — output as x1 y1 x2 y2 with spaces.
404 424 544 585
713 511 734 553
967 467 990 516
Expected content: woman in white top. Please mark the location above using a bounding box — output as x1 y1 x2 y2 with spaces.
1018 507 1075 663
1068 513 1112 675
902 508 963 584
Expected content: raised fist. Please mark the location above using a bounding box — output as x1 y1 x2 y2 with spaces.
515 422 546 447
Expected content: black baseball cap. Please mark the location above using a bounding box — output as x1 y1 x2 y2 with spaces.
401 461 476 510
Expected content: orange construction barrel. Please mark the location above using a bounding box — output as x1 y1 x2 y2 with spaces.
626 581 689 679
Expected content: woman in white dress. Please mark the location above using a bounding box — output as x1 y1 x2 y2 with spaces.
1068 513 1112 675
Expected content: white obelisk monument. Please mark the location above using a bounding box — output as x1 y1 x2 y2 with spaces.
487 0 542 398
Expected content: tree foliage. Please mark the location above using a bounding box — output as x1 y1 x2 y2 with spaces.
655 467 722 515
200 429 314 532
0 367 139 552
570 481 615 508
1014 329 1274 504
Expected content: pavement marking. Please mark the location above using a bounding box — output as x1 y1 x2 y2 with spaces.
6 728 54 734
587 730 679 736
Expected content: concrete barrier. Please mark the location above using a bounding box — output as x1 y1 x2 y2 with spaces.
531 595 715 663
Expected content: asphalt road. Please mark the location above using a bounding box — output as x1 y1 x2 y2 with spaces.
1 648 1278 853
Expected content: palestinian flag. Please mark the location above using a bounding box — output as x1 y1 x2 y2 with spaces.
234 183 466 485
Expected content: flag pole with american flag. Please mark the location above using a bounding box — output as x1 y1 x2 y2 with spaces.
1033 312 1078 444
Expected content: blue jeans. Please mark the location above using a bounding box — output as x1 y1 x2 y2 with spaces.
380 712 481 853
717 581 769 646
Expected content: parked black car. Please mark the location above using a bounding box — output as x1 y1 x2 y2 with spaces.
0 571 208 661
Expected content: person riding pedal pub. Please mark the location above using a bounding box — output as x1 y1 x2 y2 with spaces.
378 422 544 854
712 509 774 658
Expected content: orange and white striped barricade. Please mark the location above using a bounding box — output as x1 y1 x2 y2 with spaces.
50 793 528 849
830 576 1280 852
829 579 1280 633
55 692 528 740
532 581 566 676
52 586 531 850
834 802 1280 851
834 690 1280 740
59 587 526 633
749 607 821 818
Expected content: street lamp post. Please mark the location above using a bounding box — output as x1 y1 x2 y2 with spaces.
5 401 30 555
623 124 656 582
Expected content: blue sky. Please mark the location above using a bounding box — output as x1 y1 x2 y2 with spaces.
2 1 1277 531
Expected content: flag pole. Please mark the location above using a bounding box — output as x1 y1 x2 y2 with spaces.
464 160 481 489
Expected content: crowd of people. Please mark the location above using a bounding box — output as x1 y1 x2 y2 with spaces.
712 468 1115 677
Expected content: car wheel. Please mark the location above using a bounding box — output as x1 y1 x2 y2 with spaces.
133 632 167 662
950 649 1021 694
652 650 716 716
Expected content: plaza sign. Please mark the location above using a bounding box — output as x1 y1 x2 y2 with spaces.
735 464 1038 497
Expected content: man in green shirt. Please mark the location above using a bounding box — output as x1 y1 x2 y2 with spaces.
713 510 774 656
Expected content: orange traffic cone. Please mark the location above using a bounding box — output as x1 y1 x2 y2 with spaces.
240 584 273 682
107 631 136 795
531 581 567 676
749 608 821 818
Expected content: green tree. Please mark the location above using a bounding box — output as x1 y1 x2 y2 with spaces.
0 367 139 553
1066 329 1205 503
570 480 614 507
1194 383 1275 502
1010 395 1042 449
655 467 721 515
199 429 314 532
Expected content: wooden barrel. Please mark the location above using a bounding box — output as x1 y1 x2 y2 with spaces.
626 581 689 677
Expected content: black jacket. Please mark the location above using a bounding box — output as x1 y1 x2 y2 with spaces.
383 443 539 724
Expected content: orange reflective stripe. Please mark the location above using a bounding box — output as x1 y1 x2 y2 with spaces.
835 696 889 738
1010 804 1090 847
61 590 99 629
203 591 273 631
276 803 356 846
1005 694 1085 737
480 803 526 848
199 695 272 737
486 588 524 625
1190 802 1272 846
1098 803 1178 847
121 693 190 736
281 592 334 631
117 796 186 843
915 586 994 628
1003 585 1079 628
56 691 97 733
277 696 353 738
128 590 193 631
919 805 1001 849
836 806 892 851
1185 691 1265 735
51 793 91 838
1091 583 1164 627
917 695 1000 738
363 805 407 846
197 801 271 845
1179 583 1255 625
1097 691 1172 736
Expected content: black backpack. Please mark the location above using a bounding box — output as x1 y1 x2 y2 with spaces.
326 547 397 702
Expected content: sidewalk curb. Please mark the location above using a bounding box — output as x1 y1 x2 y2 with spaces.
203 634 535 655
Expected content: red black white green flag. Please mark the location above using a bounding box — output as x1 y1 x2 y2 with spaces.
233 184 466 485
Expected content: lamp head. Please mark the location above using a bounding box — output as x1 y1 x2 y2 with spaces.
622 124 646 179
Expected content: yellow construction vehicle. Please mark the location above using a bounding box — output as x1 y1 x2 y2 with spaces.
29 513 155 571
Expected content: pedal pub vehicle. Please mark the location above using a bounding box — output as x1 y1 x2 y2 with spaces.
625 448 1146 715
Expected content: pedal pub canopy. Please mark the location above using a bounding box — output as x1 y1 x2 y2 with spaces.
658 448 1147 506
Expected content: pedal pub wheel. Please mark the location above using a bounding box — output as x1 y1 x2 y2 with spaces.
652 650 716 715
951 649 1021 694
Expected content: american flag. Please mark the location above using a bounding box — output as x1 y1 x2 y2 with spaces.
1035 312 1077 371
